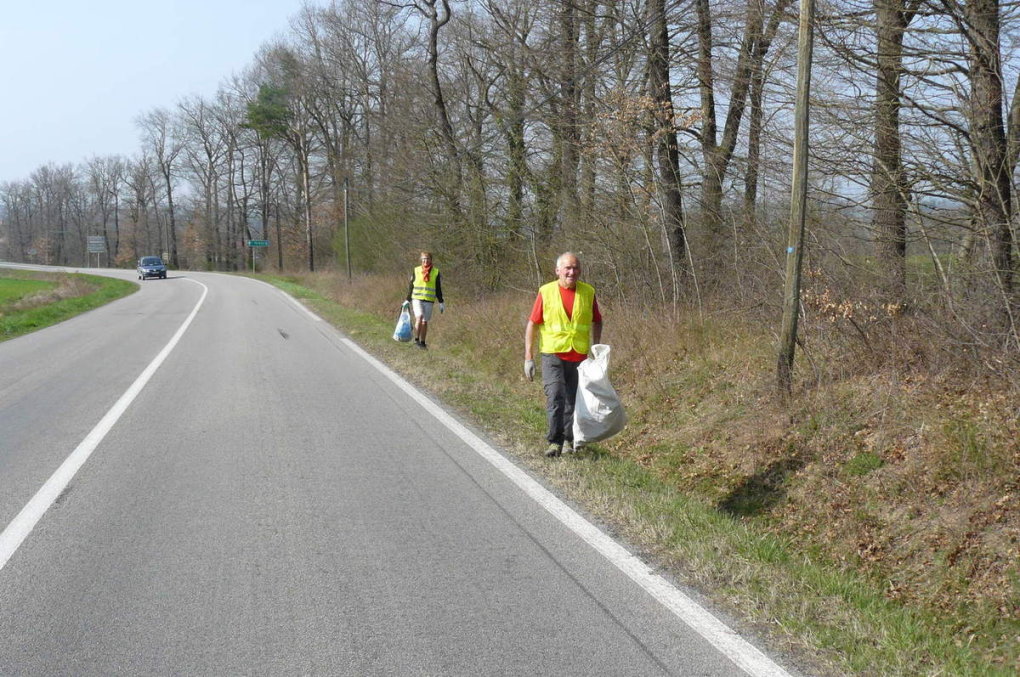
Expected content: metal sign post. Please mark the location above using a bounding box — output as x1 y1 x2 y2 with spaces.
87 236 106 268
247 240 269 273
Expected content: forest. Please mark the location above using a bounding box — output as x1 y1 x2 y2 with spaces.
0 0 1016 357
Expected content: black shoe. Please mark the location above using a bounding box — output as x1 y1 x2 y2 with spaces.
418 342 427 350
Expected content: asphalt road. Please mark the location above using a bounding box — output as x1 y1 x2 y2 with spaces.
0 266 798 676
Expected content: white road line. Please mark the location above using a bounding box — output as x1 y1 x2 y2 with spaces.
246 276 324 322
342 337 793 677
0 279 208 572
281 291 323 322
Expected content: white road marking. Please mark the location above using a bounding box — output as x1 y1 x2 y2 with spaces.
0 279 208 572
246 276 324 322
282 292 323 322
342 337 793 677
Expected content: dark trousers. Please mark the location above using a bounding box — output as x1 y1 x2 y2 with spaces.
541 354 579 445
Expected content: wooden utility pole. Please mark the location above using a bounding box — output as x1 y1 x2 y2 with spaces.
344 177 351 281
777 0 816 395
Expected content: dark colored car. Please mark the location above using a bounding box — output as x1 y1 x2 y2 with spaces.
137 256 167 280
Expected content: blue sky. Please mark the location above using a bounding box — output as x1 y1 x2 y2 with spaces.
0 0 322 183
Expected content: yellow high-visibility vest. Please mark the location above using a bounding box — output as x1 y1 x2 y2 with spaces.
412 265 439 302
538 280 594 354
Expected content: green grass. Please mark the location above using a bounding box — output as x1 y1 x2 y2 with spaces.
845 451 884 477
0 271 137 341
259 272 1019 677
0 277 55 304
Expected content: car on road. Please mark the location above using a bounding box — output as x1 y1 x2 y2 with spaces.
137 256 167 280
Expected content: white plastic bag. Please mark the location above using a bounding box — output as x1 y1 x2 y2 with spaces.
573 344 626 444
392 305 413 342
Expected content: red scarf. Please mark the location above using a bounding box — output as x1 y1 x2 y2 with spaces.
421 262 432 282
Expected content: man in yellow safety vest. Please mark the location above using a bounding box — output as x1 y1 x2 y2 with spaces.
523 252 603 457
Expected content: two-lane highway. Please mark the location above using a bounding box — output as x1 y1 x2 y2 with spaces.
0 267 797 675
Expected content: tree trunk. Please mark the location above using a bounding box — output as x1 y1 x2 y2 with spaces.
420 0 463 220
696 0 765 272
743 0 793 222
648 0 686 274
558 0 580 231
505 68 527 240
962 0 1013 295
162 165 178 267
872 0 911 299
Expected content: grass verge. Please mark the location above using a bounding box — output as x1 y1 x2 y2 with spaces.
0 269 137 342
259 271 1017 676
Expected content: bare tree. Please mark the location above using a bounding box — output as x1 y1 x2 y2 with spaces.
137 109 184 266
648 0 688 282
869 0 921 299
85 155 126 263
0 181 34 260
396 0 465 219
948 0 1014 298
742 0 794 221
694 0 774 278
123 154 158 261
178 96 229 267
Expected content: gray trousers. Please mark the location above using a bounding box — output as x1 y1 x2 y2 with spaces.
541 354 580 445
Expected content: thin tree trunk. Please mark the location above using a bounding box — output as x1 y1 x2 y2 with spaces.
420 0 463 219
559 0 580 231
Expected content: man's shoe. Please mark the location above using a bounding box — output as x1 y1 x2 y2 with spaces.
544 443 561 457
562 440 574 454
418 341 427 350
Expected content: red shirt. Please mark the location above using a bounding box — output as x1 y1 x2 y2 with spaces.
529 285 602 362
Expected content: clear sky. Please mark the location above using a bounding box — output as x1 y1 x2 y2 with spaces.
0 0 322 183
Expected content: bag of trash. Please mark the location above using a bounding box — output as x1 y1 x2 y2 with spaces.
573 344 626 444
392 303 413 342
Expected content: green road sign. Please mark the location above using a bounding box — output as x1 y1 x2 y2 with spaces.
247 239 270 247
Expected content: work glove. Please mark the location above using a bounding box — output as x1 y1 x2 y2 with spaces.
439 302 445 314
524 359 535 381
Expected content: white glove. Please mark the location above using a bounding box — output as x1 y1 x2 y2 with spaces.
439 302 445 313
524 359 535 381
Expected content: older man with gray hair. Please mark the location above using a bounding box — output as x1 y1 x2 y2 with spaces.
524 252 603 457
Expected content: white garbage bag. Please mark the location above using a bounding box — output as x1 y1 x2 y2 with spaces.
573 344 626 444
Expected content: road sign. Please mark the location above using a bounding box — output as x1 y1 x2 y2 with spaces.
87 236 106 253
247 239 270 247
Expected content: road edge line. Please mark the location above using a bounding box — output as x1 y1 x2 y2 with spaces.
340 337 792 677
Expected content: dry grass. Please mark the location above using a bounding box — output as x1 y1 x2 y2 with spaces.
272 270 1019 675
